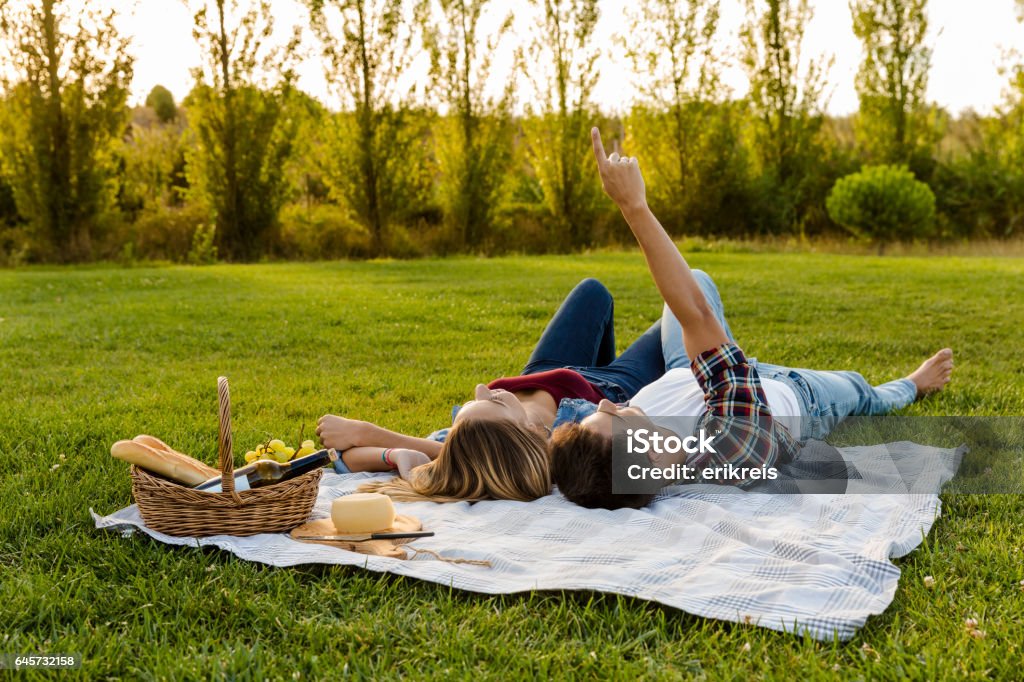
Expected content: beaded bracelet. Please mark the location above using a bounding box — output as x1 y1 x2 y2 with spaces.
381 448 397 469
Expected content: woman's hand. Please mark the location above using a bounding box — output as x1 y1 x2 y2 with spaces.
316 415 371 451
591 127 647 214
391 449 431 480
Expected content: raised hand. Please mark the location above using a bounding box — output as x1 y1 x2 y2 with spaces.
591 127 647 214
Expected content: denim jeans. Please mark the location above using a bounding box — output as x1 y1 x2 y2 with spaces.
522 278 664 403
660 270 737 369
660 271 917 440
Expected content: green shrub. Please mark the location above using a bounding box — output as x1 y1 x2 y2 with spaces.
131 202 209 262
0 223 33 265
930 124 1024 239
187 223 218 265
277 203 372 260
826 164 936 243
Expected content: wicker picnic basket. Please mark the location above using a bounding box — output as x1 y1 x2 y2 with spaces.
130 376 322 537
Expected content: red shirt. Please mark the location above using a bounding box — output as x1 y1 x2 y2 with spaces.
488 369 607 404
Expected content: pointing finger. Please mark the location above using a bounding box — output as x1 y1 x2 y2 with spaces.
591 127 607 166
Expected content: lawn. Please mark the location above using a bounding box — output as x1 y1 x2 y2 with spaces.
1 252 1022 679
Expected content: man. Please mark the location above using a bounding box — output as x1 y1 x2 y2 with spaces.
549 129 953 510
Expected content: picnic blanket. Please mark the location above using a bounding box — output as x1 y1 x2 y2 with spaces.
92 441 963 641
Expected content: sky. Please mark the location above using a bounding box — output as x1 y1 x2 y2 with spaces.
114 0 1023 117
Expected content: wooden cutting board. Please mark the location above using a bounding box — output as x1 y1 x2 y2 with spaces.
289 514 422 559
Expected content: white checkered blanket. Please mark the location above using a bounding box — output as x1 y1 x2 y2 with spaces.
92 441 962 641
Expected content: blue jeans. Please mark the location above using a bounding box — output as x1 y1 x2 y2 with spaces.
522 278 664 403
660 271 917 440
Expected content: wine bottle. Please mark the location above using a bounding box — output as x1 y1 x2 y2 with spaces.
194 448 338 492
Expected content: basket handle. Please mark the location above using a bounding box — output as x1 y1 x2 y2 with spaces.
217 376 235 495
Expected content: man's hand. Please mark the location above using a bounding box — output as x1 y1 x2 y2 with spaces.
591 127 647 214
316 415 370 452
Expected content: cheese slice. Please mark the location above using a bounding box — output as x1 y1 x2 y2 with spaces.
331 493 396 534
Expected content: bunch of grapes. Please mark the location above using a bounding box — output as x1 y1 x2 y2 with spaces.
245 438 318 464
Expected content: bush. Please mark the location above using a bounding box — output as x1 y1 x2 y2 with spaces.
187 223 218 265
826 164 936 245
131 202 210 262
277 203 372 260
0 224 33 265
930 113 1024 239
930 154 1016 239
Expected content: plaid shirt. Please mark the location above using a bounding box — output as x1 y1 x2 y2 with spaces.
689 343 800 486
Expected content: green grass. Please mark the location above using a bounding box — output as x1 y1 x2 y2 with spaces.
1 252 1022 680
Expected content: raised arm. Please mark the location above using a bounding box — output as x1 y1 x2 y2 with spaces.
590 127 729 363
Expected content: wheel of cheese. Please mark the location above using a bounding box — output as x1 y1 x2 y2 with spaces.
331 493 396 534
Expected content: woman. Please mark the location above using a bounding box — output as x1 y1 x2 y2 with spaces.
548 128 954 509
316 277 665 501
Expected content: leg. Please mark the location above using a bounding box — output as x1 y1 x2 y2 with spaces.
756 363 917 440
522 278 617 375
804 370 916 421
662 270 737 370
758 348 953 439
575 318 665 402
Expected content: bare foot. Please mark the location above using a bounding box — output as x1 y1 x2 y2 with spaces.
908 348 954 399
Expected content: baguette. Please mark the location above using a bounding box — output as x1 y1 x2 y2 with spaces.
132 434 193 459
132 434 221 483
111 438 220 486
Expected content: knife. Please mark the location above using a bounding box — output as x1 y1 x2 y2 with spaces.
301 531 435 541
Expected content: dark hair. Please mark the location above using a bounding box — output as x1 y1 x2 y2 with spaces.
549 423 656 510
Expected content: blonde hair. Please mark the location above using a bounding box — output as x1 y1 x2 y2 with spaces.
358 418 551 503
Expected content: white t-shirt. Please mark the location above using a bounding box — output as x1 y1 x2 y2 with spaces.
628 367 803 438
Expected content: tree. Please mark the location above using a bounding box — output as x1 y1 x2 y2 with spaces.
185 0 300 261
121 108 187 215
850 0 939 171
0 169 20 228
0 0 132 262
739 0 832 234
935 5 1024 239
423 0 515 251
305 0 431 256
145 84 177 124
621 0 745 236
520 0 606 250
